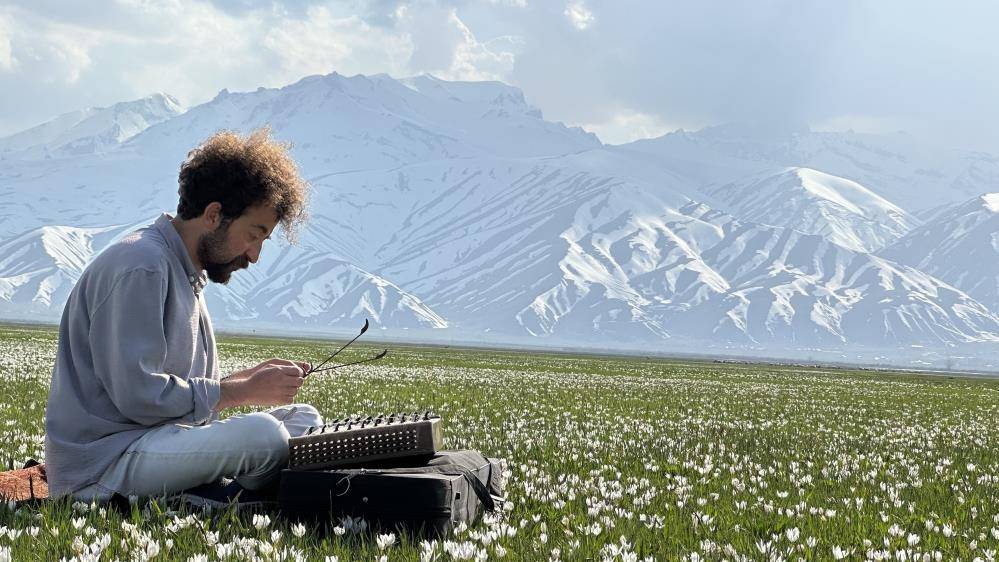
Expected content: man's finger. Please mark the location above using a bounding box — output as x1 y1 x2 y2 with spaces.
278 362 304 374
280 376 304 388
274 364 303 376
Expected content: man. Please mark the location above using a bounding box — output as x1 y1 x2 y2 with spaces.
45 127 322 500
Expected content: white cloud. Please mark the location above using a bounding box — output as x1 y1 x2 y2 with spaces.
488 0 528 7
395 5 519 82
445 10 517 81
811 114 901 135
0 40 11 72
0 15 15 71
577 108 687 145
102 3 278 106
0 7 99 83
0 1 524 135
564 0 594 31
3 1 999 154
262 6 413 80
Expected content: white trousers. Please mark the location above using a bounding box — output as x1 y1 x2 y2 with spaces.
72 403 323 500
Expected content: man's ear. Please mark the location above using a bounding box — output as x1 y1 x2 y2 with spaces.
203 202 223 229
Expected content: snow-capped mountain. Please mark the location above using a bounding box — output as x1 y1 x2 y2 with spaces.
127 72 599 170
0 73 599 240
1 72 996 365
355 159 995 346
881 193 999 308
0 224 133 317
0 93 185 159
617 123 999 213
218 249 448 329
681 214 998 346
0 218 449 330
701 167 918 252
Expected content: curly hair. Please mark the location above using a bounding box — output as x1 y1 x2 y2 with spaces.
177 127 309 242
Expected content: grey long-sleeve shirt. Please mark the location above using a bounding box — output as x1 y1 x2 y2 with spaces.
44 213 221 497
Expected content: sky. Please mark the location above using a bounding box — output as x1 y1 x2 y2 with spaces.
1 0 998 151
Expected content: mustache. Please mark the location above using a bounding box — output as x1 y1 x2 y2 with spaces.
207 254 249 275
228 255 250 270
204 254 250 285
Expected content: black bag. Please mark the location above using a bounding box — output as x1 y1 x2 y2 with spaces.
277 450 505 536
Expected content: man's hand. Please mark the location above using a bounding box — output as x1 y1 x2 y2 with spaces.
217 358 310 409
225 358 311 382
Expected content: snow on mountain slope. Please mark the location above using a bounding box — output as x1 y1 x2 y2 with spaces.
0 73 995 358
881 193 999 309
0 94 184 159
618 124 999 212
127 72 599 171
219 248 447 329
492 192 998 347
682 217 999 346
0 155 183 239
341 154 999 347
2 150 995 349
369 159 704 339
0 72 599 240
0 219 449 329
0 224 132 315
702 167 918 252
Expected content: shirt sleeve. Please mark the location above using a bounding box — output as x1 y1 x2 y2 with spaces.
88 268 221 426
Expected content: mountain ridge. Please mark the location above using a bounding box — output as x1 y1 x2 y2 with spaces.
1 72 996 367
701 167 918 253
880 192 999 310
0 93 184 159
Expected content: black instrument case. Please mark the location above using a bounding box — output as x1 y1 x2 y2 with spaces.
278 449 505 536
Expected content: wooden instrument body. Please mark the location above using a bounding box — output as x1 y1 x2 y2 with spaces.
288 413 443 470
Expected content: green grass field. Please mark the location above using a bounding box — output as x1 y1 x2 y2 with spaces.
1 323 998 561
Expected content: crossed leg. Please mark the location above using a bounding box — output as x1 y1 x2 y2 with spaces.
72 403 323 500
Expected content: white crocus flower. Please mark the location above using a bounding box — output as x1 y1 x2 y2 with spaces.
376 532 397 550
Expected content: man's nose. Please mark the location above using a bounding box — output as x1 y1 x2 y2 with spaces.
246 244 261 264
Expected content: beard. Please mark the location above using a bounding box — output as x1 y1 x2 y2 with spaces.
197 220 249 284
